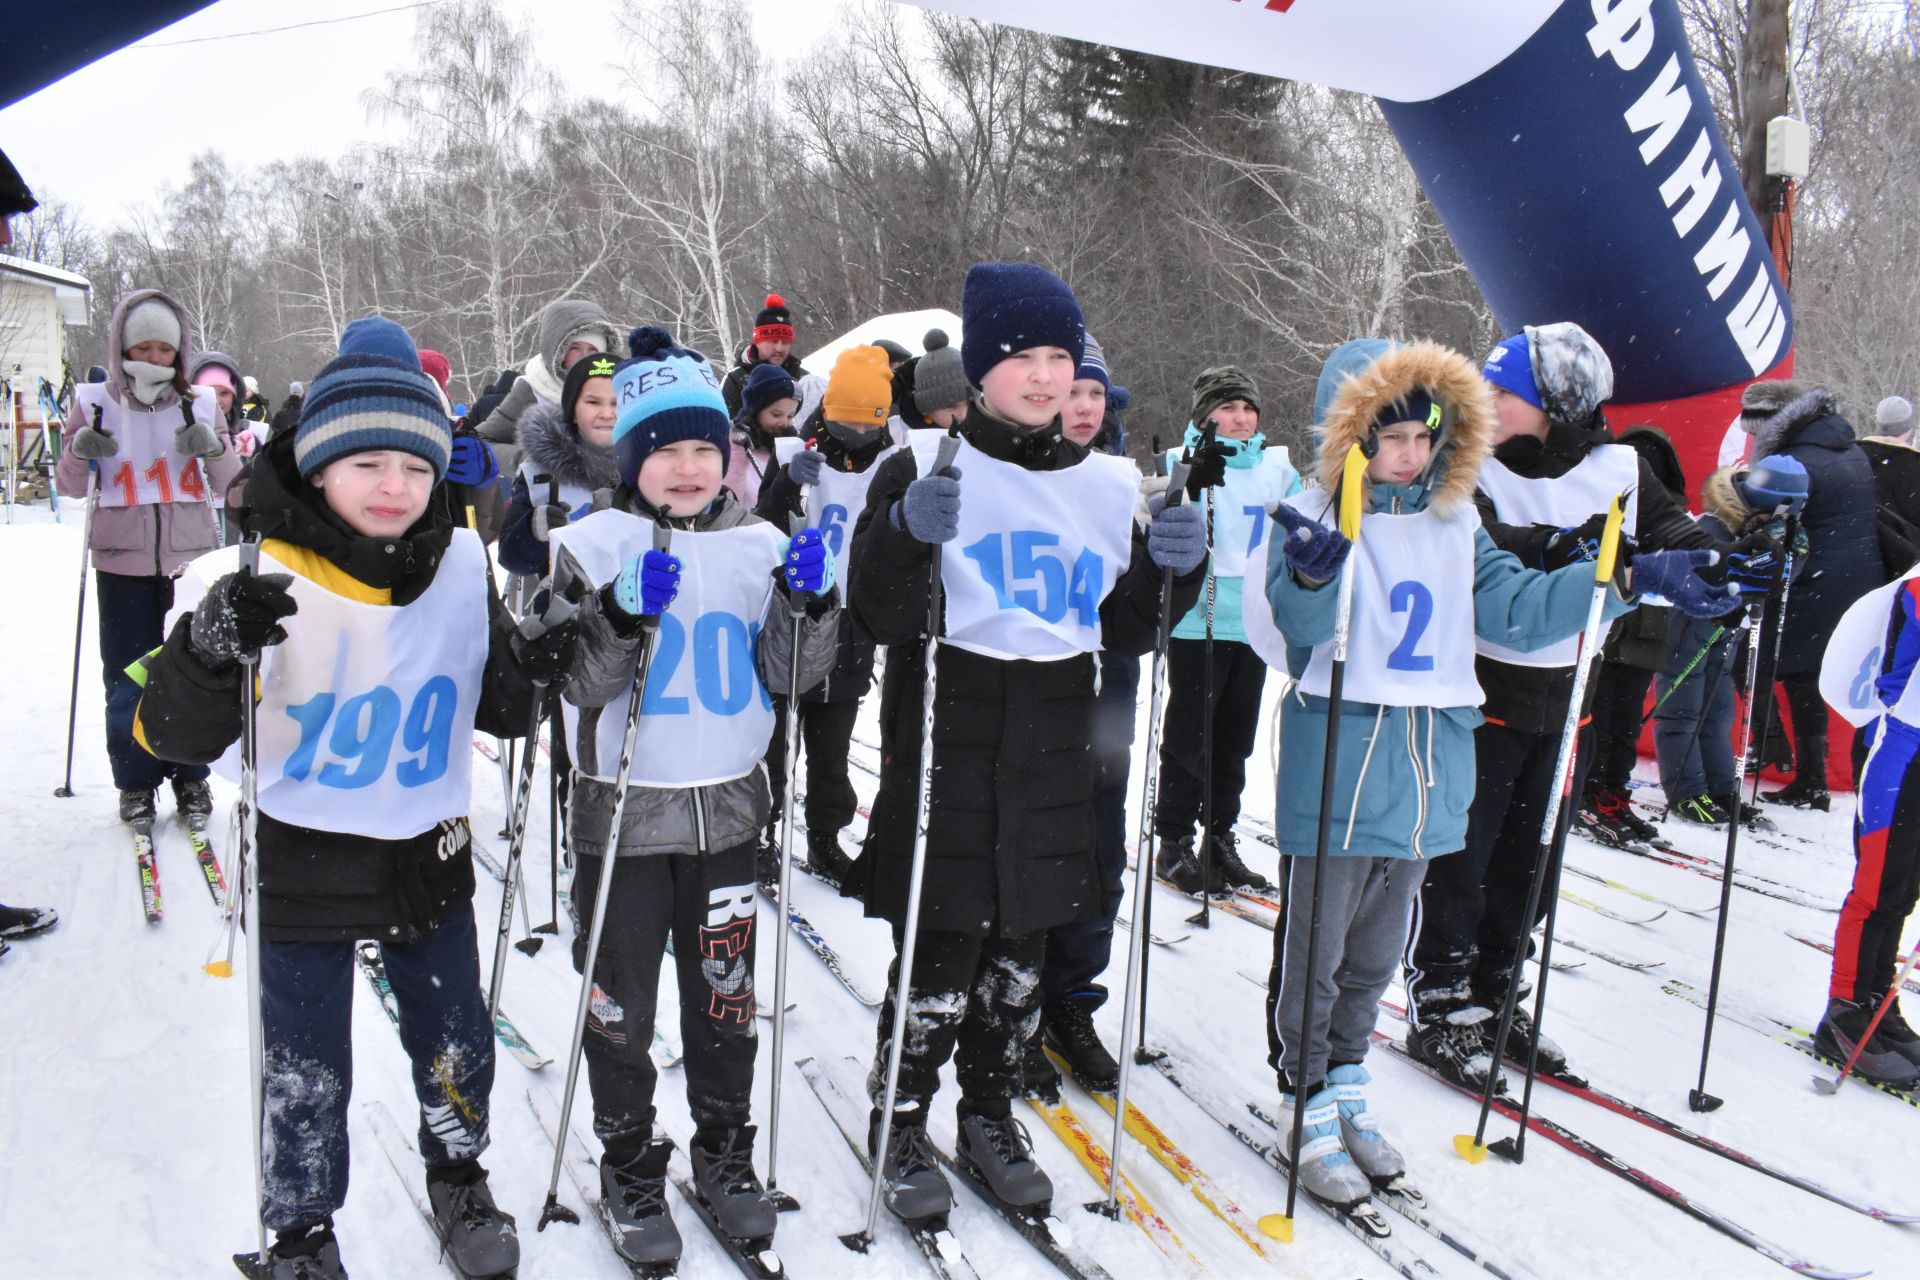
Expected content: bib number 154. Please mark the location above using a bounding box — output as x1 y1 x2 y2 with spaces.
962 531 1103 627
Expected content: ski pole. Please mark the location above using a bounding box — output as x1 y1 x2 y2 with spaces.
765 456 818 1214
236 535 270 1268
1636 624 1728 732
486 671 551 1030
1814 937 1920 1096
1100 457 1193 1218
536 694 562 937
1743 516 1799 809
1271 444 1368 1241
849 433 962 1252
539 517 672 1232
1189 423 1219 931
1691 518 1796 1112
54 428 99 799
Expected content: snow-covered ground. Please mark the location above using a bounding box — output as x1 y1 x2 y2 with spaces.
2 500 1915 1280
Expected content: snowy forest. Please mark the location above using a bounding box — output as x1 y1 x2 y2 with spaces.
8 0 1919 455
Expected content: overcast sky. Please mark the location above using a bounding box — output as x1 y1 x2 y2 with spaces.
0 0 844 227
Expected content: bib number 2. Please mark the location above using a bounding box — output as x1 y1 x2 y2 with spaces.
284 677 456 789
1387 581 1435 672
962 531 1103 627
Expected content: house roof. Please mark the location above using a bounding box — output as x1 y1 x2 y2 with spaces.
0 253 92 325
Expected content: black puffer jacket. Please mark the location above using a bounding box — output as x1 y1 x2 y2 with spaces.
133 429 542 943
1601 425 1688 672
1861 436 1920 576
846 405 1201 938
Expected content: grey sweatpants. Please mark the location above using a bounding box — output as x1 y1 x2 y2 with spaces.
1264 854 1426 1092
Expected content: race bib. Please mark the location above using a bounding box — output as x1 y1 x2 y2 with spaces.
1240 524 1292 676
517 458 598 523
774 434 894 587
76 383 214 510
1166 446 1298 580
1820 567 1920 729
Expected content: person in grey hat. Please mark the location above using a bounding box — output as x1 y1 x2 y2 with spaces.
1862 394 1920 579
894 328 970 431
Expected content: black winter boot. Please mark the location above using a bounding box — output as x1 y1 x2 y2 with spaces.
1043 998 1119 1094
1209 830 1275 893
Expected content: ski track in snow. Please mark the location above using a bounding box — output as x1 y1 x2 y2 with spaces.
2 504 1915 1279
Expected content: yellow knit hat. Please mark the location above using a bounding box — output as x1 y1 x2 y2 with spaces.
822 345 894 425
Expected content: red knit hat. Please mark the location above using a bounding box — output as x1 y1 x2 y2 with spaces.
752 293 794 348
417 348 452 390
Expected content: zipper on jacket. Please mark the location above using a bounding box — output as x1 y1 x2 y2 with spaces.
1404 708 1429 858
692 785 710 854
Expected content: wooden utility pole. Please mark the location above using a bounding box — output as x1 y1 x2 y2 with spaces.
1739 0 1794 284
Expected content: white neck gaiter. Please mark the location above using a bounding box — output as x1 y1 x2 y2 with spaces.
123 360 177 407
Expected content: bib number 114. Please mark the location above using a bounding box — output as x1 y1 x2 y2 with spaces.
962 531 1103 627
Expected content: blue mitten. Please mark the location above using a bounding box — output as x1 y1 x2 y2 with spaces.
892 465 963 544
1272 503 1351 585
1631 548 1739 618
1146 498 1206 573
783 528 835 596
786 447 825 488
446 436 499 487
613 549 682 618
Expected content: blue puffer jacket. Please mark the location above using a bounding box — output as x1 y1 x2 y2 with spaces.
1266 341 1635 861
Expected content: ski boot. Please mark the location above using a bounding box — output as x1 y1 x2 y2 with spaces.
173 775 216 829
1598 787 1660 844
955 1111 1053 1209
804 829 856 887
424 1160 518 1278
1209 829 1275 894
1500 1005 1580 1084
1155 835 1226 899
1876 1002 1920 1069
119 788 157 831
248 1219 347 1280
1814 998 1920 1087
1326 1063 1406 1187
1042 997 1119 1094
868 1107 953 1222
1405 1004 1506 1095
1276 1083 1373 1209
754 822 781 889
1763 774 1830 811
690 1126 778 1240
0 903 58 939
1669 794 1724 827
1710 793 1774 831
600 1138 682 1269
1022 1022 1062 1103
1577 789 1645 848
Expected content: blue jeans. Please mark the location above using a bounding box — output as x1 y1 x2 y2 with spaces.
96 570 208 793
1653 634 1736 802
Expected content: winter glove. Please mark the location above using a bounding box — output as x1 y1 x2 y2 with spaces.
446 436 499 488
1272 503 1352 586
175 417 226 460
786 447 825 489
1538 513 1635 571
1630 548 1739 618
782 528 835 596
1182 438 1232 501
892 465 963 545
190 570 298 669
1146 496 1206 574
531 503 569 543
69 421 119 461
511 590 583 688
611 548 682 619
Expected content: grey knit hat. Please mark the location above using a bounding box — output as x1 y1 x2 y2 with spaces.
122 298 182 351
913 329 969 412
1876 395 1914 432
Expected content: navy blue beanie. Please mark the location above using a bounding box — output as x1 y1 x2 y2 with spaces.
296 315 451 479
611 326 732 488
960 262 1085 388
741 361 798 421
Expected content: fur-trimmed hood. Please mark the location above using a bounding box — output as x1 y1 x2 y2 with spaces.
1313 340 1492 516
516 399 619 493
1739 382 1845 459
1700 466 1751 532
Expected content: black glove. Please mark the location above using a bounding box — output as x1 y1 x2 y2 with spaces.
512 584 585 687
190 570 298 669
1182 438 1231 501
531 503 569 542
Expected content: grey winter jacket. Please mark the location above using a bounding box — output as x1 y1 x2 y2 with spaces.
562 493 840 858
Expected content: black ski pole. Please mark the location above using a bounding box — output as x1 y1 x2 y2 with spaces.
487 677 550 1025
1743 518 1798 811
54 416 100 799
231 535 271 1274
1636 623 1728 733
1189 421 1219 930
1457 494 1626 1166
1691 517 1796 1112
535 690 562 937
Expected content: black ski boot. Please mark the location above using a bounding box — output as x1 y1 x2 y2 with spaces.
1577 788 1647 848
1877 1002 1920 1069
804 829 856 888
1208 830 1275 894
0 903 58 939
1042 997 1119 1094
1022 1022 1061 1103
689 1126 778 1241
1155 835 1226 899
1669 794 1724 827
1710 793 1774 831
1500 1005 1580 1083
424 1160 518 1278
755 823 781 889
172 775 216 829
955 1110 1052 1208
252 1219 347 1280
600 1138 682 1269
1763 773 1830 811
1405 1004 1507 1095
1814 998 1920 1087
1599 788 1659 844
868 1107 953 1222
119 788 157 830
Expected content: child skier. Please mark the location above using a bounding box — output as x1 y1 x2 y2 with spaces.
725 361 803 510
497 349 622 575
1153 363 1301 897
753 343 898 886
548 327 839 1269
134 316 566 1279
57 288 241 830
891 328 972 433
845 263 1205 1221
1260 338 1725 1208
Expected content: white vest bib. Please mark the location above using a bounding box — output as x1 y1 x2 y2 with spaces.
169 531 491 838
551 512 784 786
913 435 1139 662
1475 445 1639 668
773 434 893 585
1163 446 1298 579
75 383 218 510
1291 497 1483 708
1820 567 1920 730
1239 526 1292 676
516 457 599 524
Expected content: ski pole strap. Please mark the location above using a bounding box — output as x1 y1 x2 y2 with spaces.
1595 491 1628 583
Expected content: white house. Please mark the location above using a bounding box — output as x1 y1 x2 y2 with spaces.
0 253 92 425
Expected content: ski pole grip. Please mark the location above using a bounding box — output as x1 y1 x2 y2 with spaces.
1163 460 1191 509
1595 492 1627 583
239 533 260 578
1338 443 1367 541
642 518 673 633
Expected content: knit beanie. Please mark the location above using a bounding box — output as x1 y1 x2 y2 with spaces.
296 316 453 480
873 338 912 367
1876 395 1913 432
188 351 241 393
1481 333 1542 409
1077 333 1110 390
912 329 970 412
742 361 798 421
822 345 894 425
960 263 1085 388
1190 365 1260 428
289 381 304 397
561 350 619 425
752 293 795 348
122 298 182 352
417 349 452 391
612 326 732 488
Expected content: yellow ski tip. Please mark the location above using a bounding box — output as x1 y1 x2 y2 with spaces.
1453 1133 1488 1164
203 960 233 979
1256 1212 1295 1242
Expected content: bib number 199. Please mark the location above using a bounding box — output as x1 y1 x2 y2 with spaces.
284 676 457 789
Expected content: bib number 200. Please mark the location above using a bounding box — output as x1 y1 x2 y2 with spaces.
284 677 457 789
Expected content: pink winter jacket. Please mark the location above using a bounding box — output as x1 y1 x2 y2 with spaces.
55 290 241 578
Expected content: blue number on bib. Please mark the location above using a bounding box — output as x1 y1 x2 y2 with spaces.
397 675 457 786
641 610 766 717
284 681 453 789
818 503 850 556
1387 581 1436 672
1851 646 1885 710
1067 548 1102 627
1011 531 1068 622
640 614 692 716
963 531 1103 627
1244 504 1268 556
962 533 1013 607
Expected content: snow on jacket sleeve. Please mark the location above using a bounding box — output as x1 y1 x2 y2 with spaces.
135 614 246 765
1469 525 1634 651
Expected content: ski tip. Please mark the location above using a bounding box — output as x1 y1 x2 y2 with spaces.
1255 1212 1295 1242
1452 1133 1489 1165
203 960 234 979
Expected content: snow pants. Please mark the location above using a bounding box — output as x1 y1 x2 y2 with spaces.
765 695 861 843
1154 638 1267 842
1587 661 1653 795
1404 719 1591 1023
99 569 208 793
1654 631 1738 803
1831 721 1920 1004
259 909 493 1232
1265 854 1425 1092
870 927 1045 1121
573 841 758 1165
